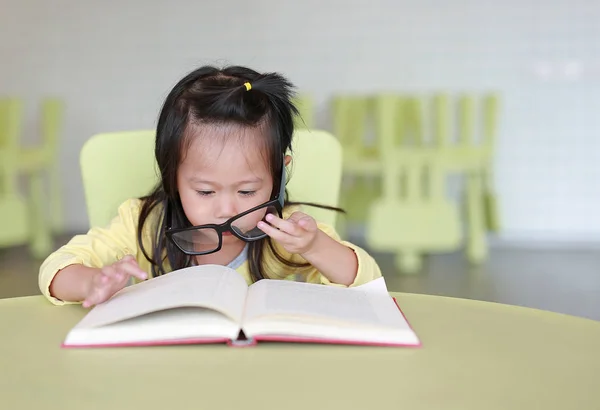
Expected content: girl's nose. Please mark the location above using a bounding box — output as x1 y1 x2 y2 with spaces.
216 196 237 220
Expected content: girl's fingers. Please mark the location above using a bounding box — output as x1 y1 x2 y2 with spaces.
283 212 317 233
119 258 148 280
116 255 147 280
82 284 108 308
83 258 148 308
297 216 318 232
264 213 300 236
257 220 292 242
102 258 147 281
83 273 126 308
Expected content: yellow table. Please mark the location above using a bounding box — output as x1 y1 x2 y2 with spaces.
2 293 599 410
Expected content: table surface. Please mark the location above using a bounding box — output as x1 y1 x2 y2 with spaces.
2 292 599 410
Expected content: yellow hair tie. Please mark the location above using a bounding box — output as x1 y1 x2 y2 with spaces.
243 82 252 91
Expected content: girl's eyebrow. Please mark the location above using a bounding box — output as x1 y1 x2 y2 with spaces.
187 176 263 185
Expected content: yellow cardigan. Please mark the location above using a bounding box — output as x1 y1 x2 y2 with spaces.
39 198 382 305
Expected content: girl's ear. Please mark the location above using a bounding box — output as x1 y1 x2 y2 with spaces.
284 154 292 166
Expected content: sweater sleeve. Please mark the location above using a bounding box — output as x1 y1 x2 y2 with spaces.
38 198 142 305
302 221 383 287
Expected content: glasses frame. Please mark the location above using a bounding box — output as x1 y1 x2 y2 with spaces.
165 164 286 256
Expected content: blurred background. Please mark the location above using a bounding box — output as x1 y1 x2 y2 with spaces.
1 0 599 319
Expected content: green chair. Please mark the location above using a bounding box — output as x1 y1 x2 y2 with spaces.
331 95 374 161
286 129 343 227
0 98 29 250
0 98 56 258
366 98 463 274
365 148 462 273
0 97 64 258
80 129 343 229
453 93 500 263
331 95 381 237
0 98 22 197
366 92 501 271
481 94 501 233
292 94 315 130
19 98 65 235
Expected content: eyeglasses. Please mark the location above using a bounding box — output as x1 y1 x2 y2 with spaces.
165 165 286 256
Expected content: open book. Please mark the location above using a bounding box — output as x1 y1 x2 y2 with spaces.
62 265 420 348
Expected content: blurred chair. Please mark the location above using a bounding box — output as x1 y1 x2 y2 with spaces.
331 95 382 236
481 95 501 232
0 98 30 250
0 97 57 258
333 94 423 237
287 129 343 227
443 93 500 263
80 130 158 228
0 98 22 197
0 97 66 259
365 92 500 272
365 147 462 273
367 94 462 272
19 98 65 235
80 128 343 229
292 94 315 130
332 95 374 160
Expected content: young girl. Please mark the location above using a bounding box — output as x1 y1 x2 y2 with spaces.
39 65 382 307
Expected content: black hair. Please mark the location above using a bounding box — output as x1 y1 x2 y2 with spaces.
137 65 341 281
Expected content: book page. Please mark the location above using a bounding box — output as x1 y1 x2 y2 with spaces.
75 264 248 329
65 307 241 346
243 278 411 330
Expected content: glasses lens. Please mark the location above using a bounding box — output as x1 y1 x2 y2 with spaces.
170 228 220 254
231 204 279 240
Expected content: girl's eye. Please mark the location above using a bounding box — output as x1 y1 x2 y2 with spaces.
196 191 214 196
239 191 256 197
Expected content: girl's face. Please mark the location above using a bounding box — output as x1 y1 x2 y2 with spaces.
176 125 274 247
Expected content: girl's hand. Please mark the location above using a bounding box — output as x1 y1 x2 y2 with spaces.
257 211 321 255
82 255 147 308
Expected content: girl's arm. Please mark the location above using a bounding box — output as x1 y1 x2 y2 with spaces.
259 210 382 287
49 264 98 302
39 198 143 305
300 231 358 286
50 256 147 307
